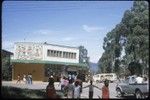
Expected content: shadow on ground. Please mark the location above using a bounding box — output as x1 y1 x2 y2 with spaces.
2 86 62 99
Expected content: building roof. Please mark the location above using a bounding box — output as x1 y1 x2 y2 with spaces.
15 42 79 49
11 59 88 69
43 42 79 49
2 49 13 55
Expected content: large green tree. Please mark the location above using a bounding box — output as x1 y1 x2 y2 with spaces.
98 1 149 76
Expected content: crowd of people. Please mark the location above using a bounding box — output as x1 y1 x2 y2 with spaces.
16 73 33 84
16 73 148 99
46 75 110 99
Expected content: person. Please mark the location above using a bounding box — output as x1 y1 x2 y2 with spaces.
46 77 57 98
102 79 109 99
23 74 26 84
59 76 65 91
30 73 33 84
66 79 74 98
68 74 72 81
136 74 143 83
28 73 32 84
71 74 75 82
63 77 69 97
75 78 83 93
16 74 21 84
143 76 148 83
64 77 69 87
82 80 101 99
73 80 81 99
27 74 31 84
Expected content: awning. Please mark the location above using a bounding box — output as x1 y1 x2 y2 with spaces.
11 59 88 69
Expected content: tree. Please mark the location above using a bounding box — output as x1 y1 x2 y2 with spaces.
98 1 149 76
128 62 142 75
2 52 12 81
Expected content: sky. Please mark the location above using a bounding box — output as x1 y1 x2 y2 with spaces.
2 1 133 63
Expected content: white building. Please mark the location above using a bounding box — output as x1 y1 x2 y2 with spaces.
11 42 88 81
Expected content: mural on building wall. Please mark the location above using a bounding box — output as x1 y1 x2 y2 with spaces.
15 44 42 60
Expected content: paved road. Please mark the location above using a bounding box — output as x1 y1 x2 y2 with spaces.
2 81 128 99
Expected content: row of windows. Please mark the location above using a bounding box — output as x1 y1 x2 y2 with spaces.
47 50 76 59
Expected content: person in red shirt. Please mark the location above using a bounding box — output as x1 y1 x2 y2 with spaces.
102 79 109 99
46 76 57 98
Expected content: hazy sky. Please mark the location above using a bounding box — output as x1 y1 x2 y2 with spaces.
2 1 133 63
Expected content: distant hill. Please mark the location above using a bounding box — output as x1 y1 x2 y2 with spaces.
89 62 99 73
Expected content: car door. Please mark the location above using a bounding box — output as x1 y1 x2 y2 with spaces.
121 78 129 93
128 76 137 94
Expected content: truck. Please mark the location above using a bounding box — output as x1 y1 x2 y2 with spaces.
116 75 149 99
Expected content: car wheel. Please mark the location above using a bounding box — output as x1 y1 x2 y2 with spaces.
116 88 123 97
135 90 143 99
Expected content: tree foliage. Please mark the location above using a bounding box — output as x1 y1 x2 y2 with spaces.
98 1 149 76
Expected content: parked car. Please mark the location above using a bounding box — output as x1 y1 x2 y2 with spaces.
116 75 149 99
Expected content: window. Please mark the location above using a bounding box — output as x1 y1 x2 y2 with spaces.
63 52 66 58
47 50 50 56
71 53 73 59
60 51 62 57
125 78 130 83
74 53 76 59
51 50 54 57
56 51 58 57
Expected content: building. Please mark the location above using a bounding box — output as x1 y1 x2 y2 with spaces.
2 49 13 80
11 42 88 81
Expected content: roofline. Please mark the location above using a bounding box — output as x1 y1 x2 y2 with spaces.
43 42 78 49
2 49 13 55
14 42 79 49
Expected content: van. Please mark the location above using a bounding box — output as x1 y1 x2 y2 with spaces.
93 73 117 83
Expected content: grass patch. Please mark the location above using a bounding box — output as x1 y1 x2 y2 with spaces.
2 86 62 98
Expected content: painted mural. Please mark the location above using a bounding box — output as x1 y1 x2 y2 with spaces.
15 43 43 60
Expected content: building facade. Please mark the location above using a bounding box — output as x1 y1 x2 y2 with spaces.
11 42 88 81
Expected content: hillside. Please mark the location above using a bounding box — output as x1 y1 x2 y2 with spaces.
89 62 99 74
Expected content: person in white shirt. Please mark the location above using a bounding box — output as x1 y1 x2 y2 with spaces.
136 75 143 83
73 81 81 98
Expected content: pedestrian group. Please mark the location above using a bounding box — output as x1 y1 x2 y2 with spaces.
46 75 110 99
16 73 33 84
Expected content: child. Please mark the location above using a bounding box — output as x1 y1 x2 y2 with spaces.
102 79 109 99
83 80 101 99
73 80 81 99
